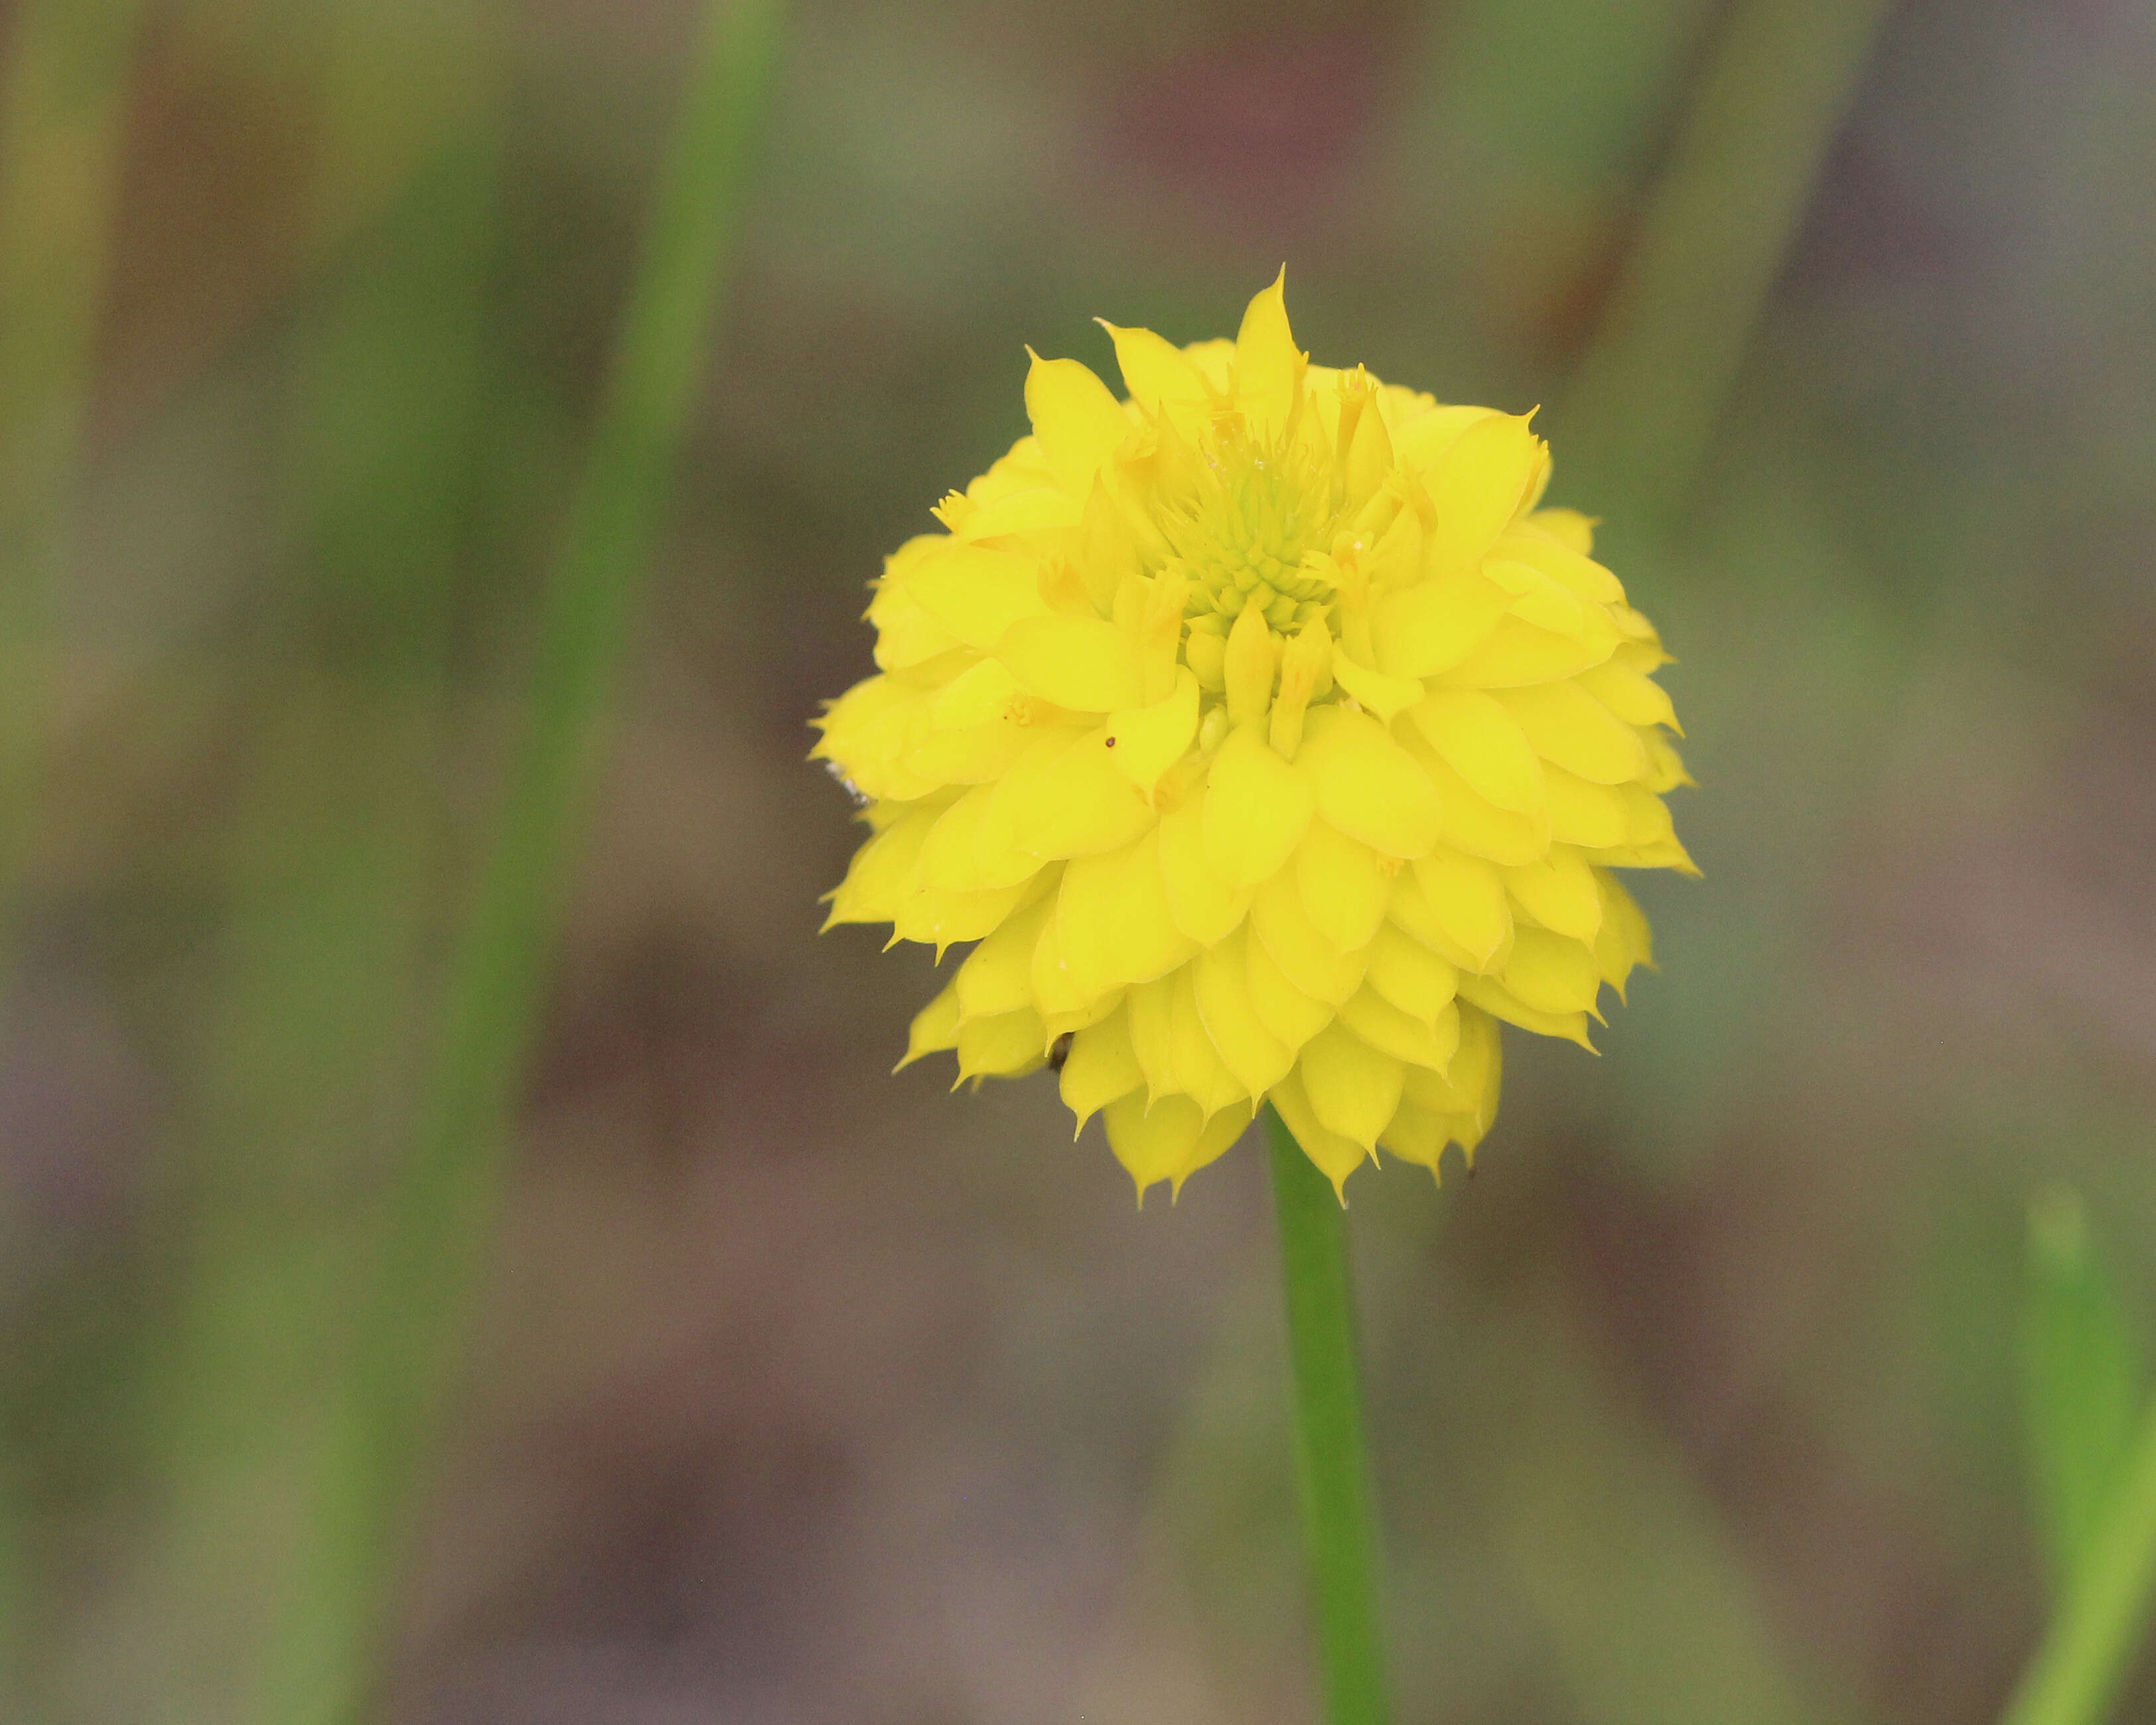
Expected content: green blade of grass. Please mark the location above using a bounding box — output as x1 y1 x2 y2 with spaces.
2021 1190 2142 1600
1555 0 1897 532
2002 1396 2156 1725
253 5 784 1721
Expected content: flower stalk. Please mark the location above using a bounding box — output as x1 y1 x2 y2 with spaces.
1267 1104 1392 1725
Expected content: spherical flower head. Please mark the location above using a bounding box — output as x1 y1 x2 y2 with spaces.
816 273 1693 1201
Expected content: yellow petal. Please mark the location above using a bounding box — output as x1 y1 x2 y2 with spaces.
1298 1021 1405 1151
954 485 1084 543
905 545 1050 650
1250 871 1368 1005
929 657 1022 729
1234 267 1303 429
1378 1100 1449 1175
1293 819 1390 953
1405 739 1551 867
1031 908 1108 1021
1125 974 1179 1102
1336 987 1459 1073
1171 1103 1254 1197
1025 350 1131 498
901 714 1035 787
869 567 964 670
1409 849 1512 972
1372 569 1512 679
823 802 937 929
1337 373 1395 510
1618 783 1678 847
1056 827 1199 998
957 1006 1048 1079
1440 610 1618 688
1495 925 1603 1016
1494 528 1624 603
1506 847 1602 944
1384 865 1482 972
1364 923 1459 1025
1100 321 1210 412
1421 412 1541 581
1407 688 1545 815
1297 706 1443 860
1544 766 1629 848
1202 723 1316 887
1496 681 1647 785
1401 1005 1502 1154
1078 479 1145 612
956 897 1052 1019
1171 965 1250 1118
999 614 1143 712
1192 937 1295 1096
1591 867 1654 997
1576 660 1679 732
1456 972 1595 1049
1329 647 1426 722
918 785 1040 893
1267 1069 1369 1195
993 725 1157 860
1224 598 1280 727
895 978 962 1071
1105 666 1200 795
1524 506 1597 554
1156 795 1256 944
1061 1006 1143 1133
1103 1089 1204 1198
1244 922 1335 1049
893 875 1045 952
1391 403 1497 471
1042 991 1125 1044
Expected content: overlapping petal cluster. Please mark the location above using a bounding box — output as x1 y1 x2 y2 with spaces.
816 275 1691 1199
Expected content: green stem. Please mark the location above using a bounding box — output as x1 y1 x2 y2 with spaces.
255 5 783 1720
1265 1105 1392 1725
2001 1394 2156 1725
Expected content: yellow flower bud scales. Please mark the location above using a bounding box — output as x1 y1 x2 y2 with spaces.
816 274 1692 1200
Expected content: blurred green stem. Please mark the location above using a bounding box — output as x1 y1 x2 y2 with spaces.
1558 0 1894 528
257 4 783 1720
1265 1106 1392 1725
2001 1396 2156 1725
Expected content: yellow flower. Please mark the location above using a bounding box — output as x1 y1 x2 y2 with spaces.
816 273 1692 1200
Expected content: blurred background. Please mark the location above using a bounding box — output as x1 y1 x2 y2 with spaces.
3 0 2154 1720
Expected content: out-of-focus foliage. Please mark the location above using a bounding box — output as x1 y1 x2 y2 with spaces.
3 0 2155 1721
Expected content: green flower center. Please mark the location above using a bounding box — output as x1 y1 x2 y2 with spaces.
1163 437 1336 632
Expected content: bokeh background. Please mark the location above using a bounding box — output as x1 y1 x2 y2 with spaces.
4 0 2155 1720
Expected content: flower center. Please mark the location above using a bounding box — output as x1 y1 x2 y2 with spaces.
1162 432 1337 633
